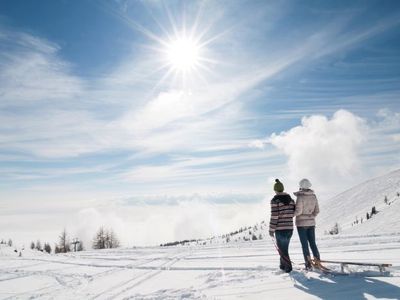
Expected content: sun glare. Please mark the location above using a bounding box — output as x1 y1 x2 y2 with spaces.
166 37 201 72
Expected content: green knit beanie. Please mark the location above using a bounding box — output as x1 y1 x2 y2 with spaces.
274 179 284 192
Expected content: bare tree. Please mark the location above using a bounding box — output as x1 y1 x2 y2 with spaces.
7 239 12 247
93 227 107 249
106 229 120 249
58 229 70 253
93 227 120 249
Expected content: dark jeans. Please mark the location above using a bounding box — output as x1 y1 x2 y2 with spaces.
297 226 320 265
275 229 293 272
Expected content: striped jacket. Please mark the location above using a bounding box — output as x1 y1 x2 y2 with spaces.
269 192 296 233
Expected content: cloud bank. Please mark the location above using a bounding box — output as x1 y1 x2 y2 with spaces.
267 110 367 192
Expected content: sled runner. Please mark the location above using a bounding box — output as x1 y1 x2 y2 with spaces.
309 258 392 276
319 260 392 274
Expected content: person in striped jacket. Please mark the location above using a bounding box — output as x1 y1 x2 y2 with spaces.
269 179 296 273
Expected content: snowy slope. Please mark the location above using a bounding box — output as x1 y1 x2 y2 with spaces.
167 169 400 248
318 169 400 235
1 234 399 299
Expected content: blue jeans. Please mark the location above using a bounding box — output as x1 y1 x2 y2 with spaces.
297 226 320 265
275 230 293 272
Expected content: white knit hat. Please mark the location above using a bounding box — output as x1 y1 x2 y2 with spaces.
299 178 312 189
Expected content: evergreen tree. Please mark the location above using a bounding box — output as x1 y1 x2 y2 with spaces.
7 239 12 247
30 241 35 250
44 243 52 254
36 240 42 251
329 223 339 235
371 206 377 215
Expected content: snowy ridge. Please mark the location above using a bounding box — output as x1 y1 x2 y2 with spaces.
163 169 400 247
318 169 400 235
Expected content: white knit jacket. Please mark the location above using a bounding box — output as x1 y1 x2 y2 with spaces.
294 189 320 227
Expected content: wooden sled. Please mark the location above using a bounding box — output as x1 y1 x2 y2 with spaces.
319 260 392 275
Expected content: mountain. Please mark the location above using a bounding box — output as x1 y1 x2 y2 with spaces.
318 169 400 235
159 169 400 248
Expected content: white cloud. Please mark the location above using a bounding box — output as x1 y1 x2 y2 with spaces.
67 195 269 247
268 110 367 191
0 192 268 247
0 32 83 106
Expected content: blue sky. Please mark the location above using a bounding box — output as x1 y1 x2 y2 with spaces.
0 0 399 245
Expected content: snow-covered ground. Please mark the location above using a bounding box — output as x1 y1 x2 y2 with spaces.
1 233 399 299
318 169 400 235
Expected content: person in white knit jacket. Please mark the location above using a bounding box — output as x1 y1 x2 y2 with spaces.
294 178 320 269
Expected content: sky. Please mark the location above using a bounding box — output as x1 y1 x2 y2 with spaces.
0 0 399 247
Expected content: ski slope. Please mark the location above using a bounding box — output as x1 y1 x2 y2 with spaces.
1 233 399 299
318 169 400 235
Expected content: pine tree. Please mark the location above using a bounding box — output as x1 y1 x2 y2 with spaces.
36 240 42 251
30 241 35 250
44 243 52 254
371 206 377 215
329 223 339 235
7 239 12 247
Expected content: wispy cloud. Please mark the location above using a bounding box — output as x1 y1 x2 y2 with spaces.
1 1 400 246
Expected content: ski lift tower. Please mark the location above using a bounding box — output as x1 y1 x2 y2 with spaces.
71 238 80 252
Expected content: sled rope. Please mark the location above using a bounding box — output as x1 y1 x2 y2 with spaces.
271 237 297 266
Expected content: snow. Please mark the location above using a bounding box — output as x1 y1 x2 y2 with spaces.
1 233 399 299
318 169 400 235
1 170 400 299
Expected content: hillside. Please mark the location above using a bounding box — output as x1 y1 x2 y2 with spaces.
318 169 400 235
163 169 400 248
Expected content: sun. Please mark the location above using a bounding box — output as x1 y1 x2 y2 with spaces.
166 37 201 72
143 22 216 87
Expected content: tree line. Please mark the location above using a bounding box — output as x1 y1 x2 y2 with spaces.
26 226 120 254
